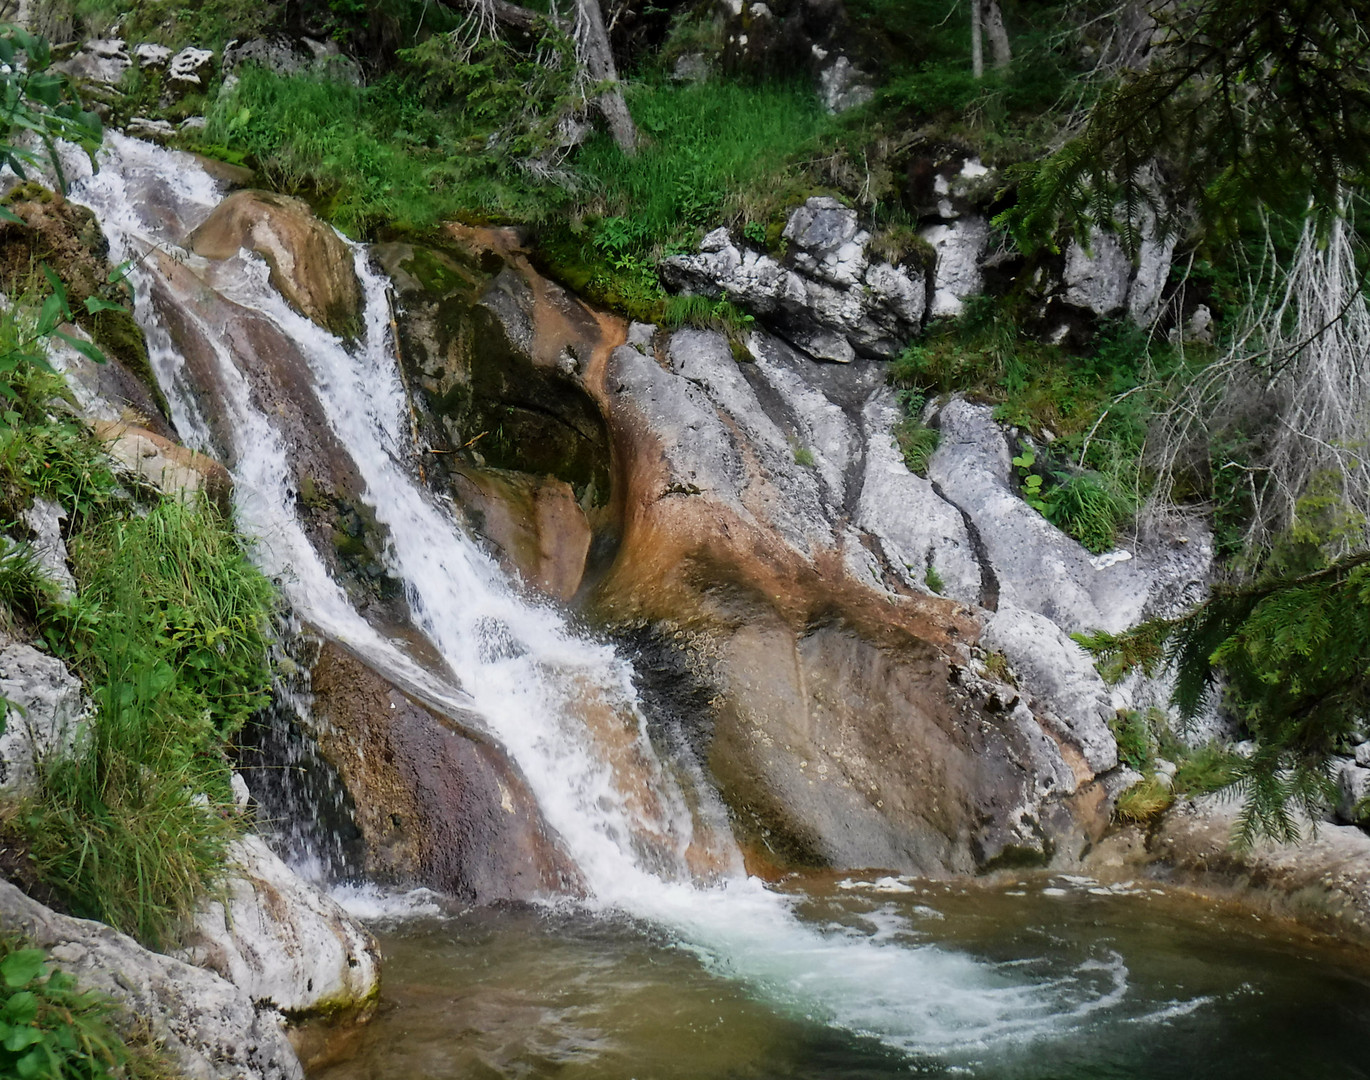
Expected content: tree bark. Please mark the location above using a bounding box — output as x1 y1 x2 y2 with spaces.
971 0 984 78
983 0 1011 70
573 0 638 154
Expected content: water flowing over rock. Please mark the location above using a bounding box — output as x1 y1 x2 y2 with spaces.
188 190 363 337
178 833 381 1019
0 642 87 797
295 639 580 900
0 880 304 1080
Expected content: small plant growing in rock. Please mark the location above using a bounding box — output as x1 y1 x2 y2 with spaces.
924 562 944 594
793 445 815 467
0 943 164 1079
1011 449 1049 512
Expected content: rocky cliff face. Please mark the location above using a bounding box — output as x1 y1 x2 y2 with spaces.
393 222 1207 876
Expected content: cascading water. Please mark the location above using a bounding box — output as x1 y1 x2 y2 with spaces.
67 133 1155 1062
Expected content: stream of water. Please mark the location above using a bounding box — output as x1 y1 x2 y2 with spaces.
65 136 1370 1079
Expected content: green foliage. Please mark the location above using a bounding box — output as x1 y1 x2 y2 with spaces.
0 25 102 196
574 77 832 254
1084 552 1370 843
25 501 274 947
0 542 58 631
792 445 815 468
0 941 167 1080
923 562 944 595
1108 709 1156 773
0 354 117 522
1171 743 1242 798
894 416 939 477
999 0 1370 253
1042 472 1132 554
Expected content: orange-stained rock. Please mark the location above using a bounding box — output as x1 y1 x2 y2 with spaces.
450 465 592 600
188 189 362 337
93 418 232 514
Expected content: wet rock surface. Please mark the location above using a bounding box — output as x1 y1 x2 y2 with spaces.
301 639 579 901
178 834 380 1020
0 879 304 1080
188 189 362 337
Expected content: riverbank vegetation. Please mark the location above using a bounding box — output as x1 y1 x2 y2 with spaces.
16 0 1370 843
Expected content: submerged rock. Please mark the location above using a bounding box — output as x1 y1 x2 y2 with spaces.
0 880 304 1080
188 189 362 338
178 834 380 1020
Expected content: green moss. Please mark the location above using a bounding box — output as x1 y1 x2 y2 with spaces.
84 307 170 420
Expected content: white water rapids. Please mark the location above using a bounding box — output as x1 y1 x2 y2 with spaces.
66 134 1141 1061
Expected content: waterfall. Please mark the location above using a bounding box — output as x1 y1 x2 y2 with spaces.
67 133 1133 1057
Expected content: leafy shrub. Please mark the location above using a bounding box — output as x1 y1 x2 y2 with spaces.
894 416 939 476
0 942 166 1079
1043 472 1132 553
1109 709 1155 773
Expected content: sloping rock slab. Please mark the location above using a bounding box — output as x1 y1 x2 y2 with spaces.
188 190 362 337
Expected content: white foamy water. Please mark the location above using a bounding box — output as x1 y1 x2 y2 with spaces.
68 133 1149 1057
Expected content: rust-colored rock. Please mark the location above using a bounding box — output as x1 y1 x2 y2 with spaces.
305 639 579 901
394 230 1118 877
451 465 593 600
93 418 233 514
188 190 362 337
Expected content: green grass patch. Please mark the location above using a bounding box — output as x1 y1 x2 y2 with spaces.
1114 775 1174 825
25 500 274 948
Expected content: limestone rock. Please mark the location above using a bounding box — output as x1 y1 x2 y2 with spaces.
178 834 380 1019
1336 760 1370 824
660 199 927 362
927 398 1206 634
1356 742 1370 769
169 47 215 93
1061 227 1178 326
0 643 87 797
922 216 989 317
19 497 76 601
671 52 711 83
980 605 1117 773
188 190 362 337
222 36 363 86
0 880 303 1080
450 466 593 601
127 116 176 143
285 638 579 901
134 42 171 69
818 56 874 113
1156 796 1370 944
55 39 131 87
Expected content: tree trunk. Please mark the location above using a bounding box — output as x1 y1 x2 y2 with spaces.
971 0 984 79
983 0 1011 70
574 0 638 155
